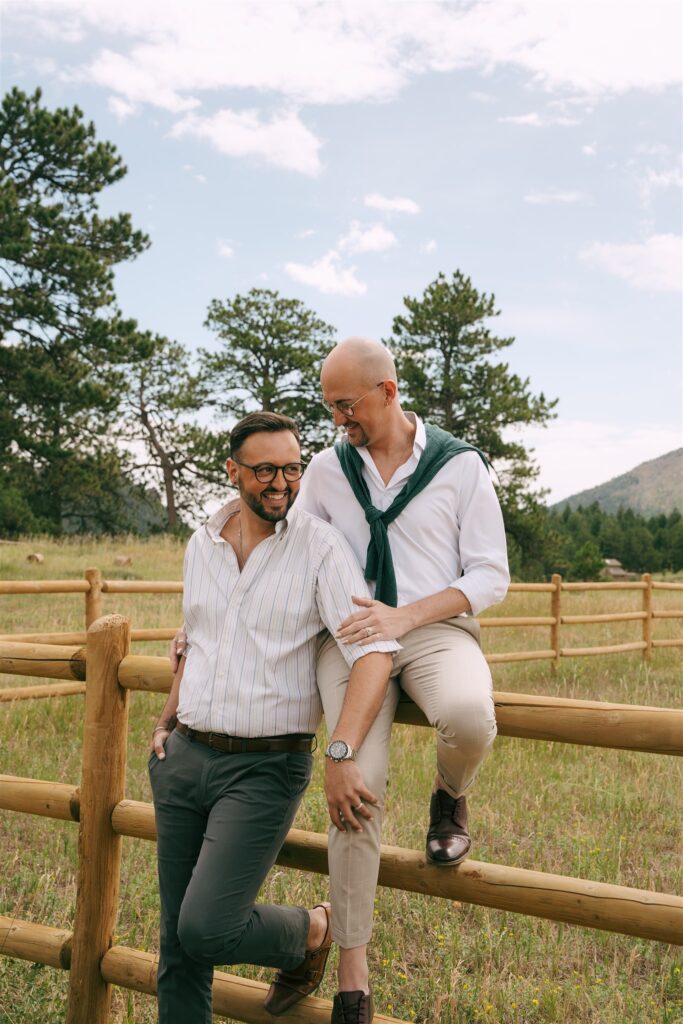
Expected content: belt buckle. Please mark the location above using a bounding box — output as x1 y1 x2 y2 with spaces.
207 732 215 749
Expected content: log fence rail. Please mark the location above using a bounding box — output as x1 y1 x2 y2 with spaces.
0 618 682 1022
1 570 681 681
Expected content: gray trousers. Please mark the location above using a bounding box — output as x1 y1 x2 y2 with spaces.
149 727 313 1024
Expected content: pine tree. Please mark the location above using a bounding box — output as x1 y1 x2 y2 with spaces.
201 288 336 460
0 87 149 533
388 271 557 575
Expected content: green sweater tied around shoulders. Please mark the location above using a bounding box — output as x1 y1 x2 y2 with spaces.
334 422 488 607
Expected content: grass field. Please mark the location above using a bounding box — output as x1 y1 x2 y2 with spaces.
0 536 681 1024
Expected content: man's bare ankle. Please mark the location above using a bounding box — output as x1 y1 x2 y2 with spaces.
337 946 370 993
306 903 330 950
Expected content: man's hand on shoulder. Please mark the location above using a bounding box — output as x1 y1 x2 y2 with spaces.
169 629 187 672
335 596 415 645
324 760 378 833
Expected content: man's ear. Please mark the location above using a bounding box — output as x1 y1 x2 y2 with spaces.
226 458 238 486
382 379 398 404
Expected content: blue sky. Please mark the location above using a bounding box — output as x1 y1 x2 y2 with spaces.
3 0 682 502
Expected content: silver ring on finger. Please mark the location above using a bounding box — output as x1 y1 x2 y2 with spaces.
365 626 373 637
353 802 364 811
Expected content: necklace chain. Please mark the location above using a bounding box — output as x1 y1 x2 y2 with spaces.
237 515 244 567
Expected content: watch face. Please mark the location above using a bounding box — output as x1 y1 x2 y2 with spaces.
328 740 349 760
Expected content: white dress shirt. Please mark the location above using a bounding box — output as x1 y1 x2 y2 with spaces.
297 414 510 616
177 500 398 736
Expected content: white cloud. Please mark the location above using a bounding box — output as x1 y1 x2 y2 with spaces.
524 190 587 205
285 250 366 297
285 219 396 295
364 193 420 215
580 234 682 292
516 419 683 503
421 239 438 254
339 221 397 254
72 47 201 114
182 164 207 184
499 112 543 127
170 109 322 176
635 143 672 157
216 240 234 259
637 157 683 206
16 0 681 107
499 111 580 127
107 95 136 120
470 90 497 104
296 228 317 239
581 142 597 156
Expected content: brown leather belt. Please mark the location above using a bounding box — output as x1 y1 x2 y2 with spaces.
175 721 315 754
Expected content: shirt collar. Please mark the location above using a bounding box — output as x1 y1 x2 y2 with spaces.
205 497 291 543
351 412 425 483
408 412 426 456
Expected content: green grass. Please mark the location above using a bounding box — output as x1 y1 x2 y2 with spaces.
0 537 682 1023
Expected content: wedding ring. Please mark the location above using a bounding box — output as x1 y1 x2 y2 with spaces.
353 802 364 811
365 626 373 637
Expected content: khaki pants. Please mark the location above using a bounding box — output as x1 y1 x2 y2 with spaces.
317 618 496 948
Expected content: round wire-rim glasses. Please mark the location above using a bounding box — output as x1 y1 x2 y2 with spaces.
321 381 384 418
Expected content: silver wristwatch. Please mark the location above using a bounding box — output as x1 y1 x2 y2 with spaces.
324 739 357 763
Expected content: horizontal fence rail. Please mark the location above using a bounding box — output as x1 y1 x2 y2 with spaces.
1 571 681 677
1 616 681 1024
2 643 681 754
0 916 398 1024
2 778 681 945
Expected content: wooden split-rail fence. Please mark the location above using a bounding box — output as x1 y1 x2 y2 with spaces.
0 570 681 703
0 615 682 1022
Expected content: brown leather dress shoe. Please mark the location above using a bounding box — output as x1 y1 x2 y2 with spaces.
331 989 374 1023
263 904 332 1016
426 790 471 865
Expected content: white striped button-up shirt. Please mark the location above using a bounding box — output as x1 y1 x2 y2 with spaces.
177 499 398 736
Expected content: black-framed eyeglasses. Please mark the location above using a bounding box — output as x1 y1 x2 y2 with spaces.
321 381 384 418
233 459 306 483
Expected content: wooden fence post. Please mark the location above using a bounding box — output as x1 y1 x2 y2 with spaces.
84 568 103 629
642 573 653 663
551 574 562 670
66 614 131 1024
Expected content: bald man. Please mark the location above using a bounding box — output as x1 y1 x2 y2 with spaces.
295 337 509 1018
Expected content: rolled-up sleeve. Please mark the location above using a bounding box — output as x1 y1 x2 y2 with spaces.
448 453 510 616
315 534 399 669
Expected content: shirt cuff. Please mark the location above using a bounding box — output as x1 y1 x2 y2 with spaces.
448 575 508 618
335 637 400 668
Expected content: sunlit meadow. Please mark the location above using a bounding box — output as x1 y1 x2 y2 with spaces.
0 536 681 1023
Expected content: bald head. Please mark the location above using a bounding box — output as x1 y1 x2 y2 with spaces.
321 337 397 390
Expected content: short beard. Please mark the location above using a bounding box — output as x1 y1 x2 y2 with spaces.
239 482 296 523
344 422 370 446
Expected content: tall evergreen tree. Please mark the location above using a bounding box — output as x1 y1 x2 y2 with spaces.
201 288 336 459
388 271 557 575
0 87 149 534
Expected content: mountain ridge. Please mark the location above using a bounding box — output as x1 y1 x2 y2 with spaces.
551 448 682 517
